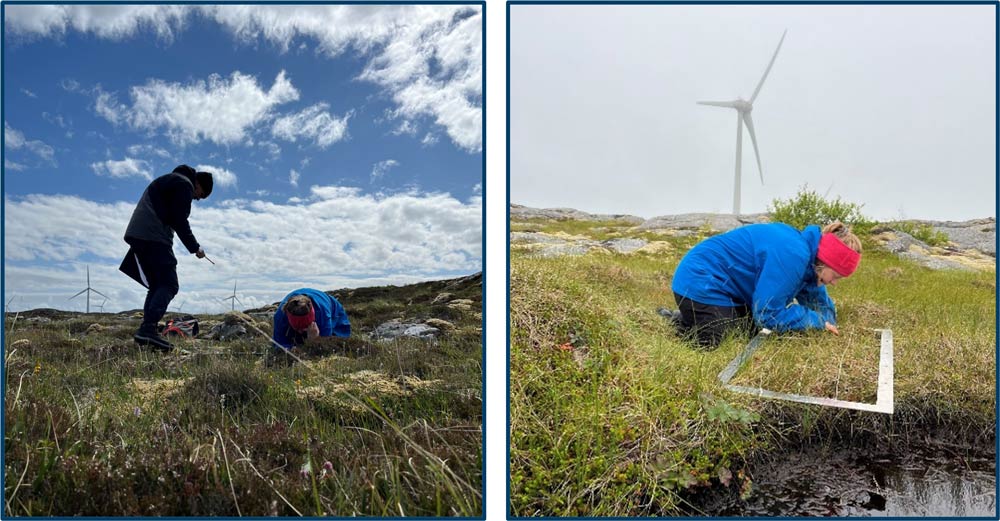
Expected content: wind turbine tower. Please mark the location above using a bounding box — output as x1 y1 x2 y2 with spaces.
69 265 110 314
223 280 243 312
698 30 787 216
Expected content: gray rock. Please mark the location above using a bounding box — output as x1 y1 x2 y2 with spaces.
373 320 440 342
510 204 644 224
510 232 570 245
208 322 248 341
929 218 995 257
638 213 770 233
431 292 454 305
602 238 648 254
882 230 926 254
535 243 595 257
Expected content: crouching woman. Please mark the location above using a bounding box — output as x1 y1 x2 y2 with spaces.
665 221 862 349
272 288 351 350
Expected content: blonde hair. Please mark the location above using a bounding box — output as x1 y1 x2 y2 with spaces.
282 295 313 316
816 221 862 275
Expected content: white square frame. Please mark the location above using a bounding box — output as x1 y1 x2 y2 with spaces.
718 328 894 414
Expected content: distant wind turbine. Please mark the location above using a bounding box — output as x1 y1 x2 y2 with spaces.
222 280 243 311
68 265 109 314
698 29 787 216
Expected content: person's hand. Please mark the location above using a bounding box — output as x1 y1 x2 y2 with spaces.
825 322 840 336
195 248 206 259
306 322 320 340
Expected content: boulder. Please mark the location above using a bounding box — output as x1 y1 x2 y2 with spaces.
431 293 454 305
373 320 440 342
424 318 456 331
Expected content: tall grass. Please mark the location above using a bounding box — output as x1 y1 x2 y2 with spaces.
509 223 994 516
4 277 482 516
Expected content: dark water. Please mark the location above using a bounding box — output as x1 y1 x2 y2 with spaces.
693 444 996 517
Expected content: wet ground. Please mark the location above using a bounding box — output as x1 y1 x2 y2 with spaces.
689 443 996 517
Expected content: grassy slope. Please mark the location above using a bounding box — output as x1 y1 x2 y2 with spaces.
510 221 995 516
4 274 482 516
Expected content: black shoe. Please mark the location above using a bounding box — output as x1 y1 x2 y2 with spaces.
657 307 683 326
134 328 174 352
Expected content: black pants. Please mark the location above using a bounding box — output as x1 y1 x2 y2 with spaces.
127 239 179 330
674 292 753 349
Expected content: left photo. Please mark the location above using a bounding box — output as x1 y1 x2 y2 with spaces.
3 3 483 516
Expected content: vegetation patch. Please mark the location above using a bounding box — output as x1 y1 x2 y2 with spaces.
509 206 994 516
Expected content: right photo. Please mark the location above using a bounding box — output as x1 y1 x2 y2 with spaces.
508 3 996 517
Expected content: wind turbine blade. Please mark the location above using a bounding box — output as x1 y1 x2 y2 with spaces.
697 100 741 108
742 112 765 184
69 289 87 300
92 289 110 300
750 29 787 103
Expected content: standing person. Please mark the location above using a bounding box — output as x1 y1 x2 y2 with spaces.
660 221 862 349
272 288 351 350
121 164 213 351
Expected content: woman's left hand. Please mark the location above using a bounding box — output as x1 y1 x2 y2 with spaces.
824 322 840 336
306 322 320 339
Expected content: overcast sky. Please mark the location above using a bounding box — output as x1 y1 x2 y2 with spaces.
510 4 995 221
3 4 482 313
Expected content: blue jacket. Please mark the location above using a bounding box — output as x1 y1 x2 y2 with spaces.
272 288 351 349
671 223 836 332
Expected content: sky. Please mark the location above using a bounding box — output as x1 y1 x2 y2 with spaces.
510 4 996 221
3 4 483 313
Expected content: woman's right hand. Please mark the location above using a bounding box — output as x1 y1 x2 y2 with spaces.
825 322 840 336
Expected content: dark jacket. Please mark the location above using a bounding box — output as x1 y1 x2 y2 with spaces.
272 288 351 349
124 166 200 254
671 223 836 332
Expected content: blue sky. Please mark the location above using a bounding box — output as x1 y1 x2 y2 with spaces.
3 4 483 313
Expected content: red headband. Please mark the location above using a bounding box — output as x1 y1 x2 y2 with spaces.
286 305 315 332
817 233 861 277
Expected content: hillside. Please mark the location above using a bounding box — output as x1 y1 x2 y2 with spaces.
3 273 483 516
509 205 995 516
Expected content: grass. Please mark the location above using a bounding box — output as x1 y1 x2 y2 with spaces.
509 222 995 516
3 274 482 516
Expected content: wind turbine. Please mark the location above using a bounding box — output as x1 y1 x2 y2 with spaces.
698 30 787 216
222 280 243 311
68 265 109 314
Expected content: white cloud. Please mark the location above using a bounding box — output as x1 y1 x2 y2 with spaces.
289 169 300 187
21 88 37 98
422 133 439 146
4 122 56 164
4 188 481 312
393 120 418 136
7 5 483 152
96 71 299 146
127 143 171 159
4 5 189 41
5 159 27 171
205 5 482 152
271 103 350 148
195 164 238 189
370 159 400 183
90 157 153 180
60 78 80 92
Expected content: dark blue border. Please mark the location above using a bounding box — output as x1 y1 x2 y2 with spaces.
506 1 1000 520
0 2 486 519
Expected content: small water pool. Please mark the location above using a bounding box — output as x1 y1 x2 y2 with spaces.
690 443 995 517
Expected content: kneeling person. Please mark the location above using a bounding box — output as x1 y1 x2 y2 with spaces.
273 288 351 349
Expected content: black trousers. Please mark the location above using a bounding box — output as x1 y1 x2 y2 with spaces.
127 239 179 330
673 292 753 349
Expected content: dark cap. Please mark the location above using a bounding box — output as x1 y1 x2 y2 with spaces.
195 171 213 198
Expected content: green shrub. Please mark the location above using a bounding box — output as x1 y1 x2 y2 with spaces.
891 221 950 247
768 186 875 235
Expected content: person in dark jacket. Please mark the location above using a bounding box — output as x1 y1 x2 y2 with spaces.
661 221 862 349
123 164 213 351
272 288 351 350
